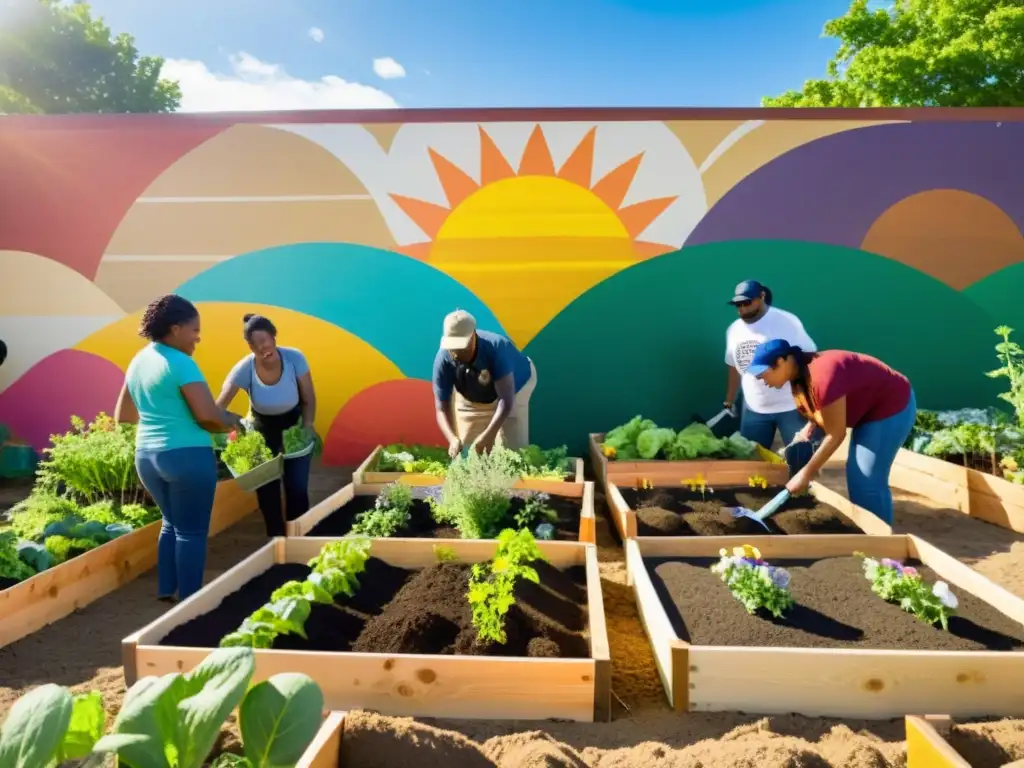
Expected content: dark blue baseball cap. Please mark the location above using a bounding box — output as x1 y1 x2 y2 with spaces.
746 339 798 377
729 279 767 305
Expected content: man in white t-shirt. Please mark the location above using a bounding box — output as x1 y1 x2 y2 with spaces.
723 280 817 449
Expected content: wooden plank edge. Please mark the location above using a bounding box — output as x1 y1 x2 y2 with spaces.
604 482 633 541
579 481 596 545
588 433 608 487
905 715 971 768
809 480 893 536
287 483 355 537
351 446 383 486
584 544 612 722
297 711 346 768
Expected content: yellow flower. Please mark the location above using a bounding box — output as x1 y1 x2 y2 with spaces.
601 444 616 458
1001 456 1018 472
732 546 746 558
741 544 761 560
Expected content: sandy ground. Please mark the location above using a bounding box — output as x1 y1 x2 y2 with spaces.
3 460 1024 767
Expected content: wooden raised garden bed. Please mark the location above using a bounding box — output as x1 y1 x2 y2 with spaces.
588 431 785 489
122 536 611 722
0 478 255 648
890 448 1024 534
297 711 347 768
626 533 1024 718
353 444 585 495
286 481 598 544
604 467 891 539
905 714 1024 768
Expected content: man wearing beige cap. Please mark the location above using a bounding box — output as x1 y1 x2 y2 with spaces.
432 309 538 457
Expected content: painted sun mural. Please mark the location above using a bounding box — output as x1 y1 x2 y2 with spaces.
1 113 1022 460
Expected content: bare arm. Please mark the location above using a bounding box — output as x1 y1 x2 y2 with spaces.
297 371 316 430
725 365 740 406
114 383 139 425
434 399 459 443
215 380 240 410
790 397 847 486
478 374 515 444
181 382 241 433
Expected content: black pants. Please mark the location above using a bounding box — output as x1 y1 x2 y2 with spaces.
251 406 311 537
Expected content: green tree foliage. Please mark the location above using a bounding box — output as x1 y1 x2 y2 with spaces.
763 0 1024 107
0 0 181 114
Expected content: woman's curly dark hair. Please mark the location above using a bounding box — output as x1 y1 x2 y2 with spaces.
243 313 277 342
139 294 199 341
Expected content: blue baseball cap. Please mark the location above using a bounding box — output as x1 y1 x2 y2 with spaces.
729 279 766 305
746 339 798 377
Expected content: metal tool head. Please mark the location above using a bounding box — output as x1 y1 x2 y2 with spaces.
727 506 773 532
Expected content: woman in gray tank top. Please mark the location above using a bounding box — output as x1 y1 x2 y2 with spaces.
216 314 317 536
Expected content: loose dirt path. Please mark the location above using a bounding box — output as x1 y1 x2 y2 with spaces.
3 462 1024 767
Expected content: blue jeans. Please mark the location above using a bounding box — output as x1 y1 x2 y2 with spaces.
845 390 917 525
136 447 218 600
740 406 808 449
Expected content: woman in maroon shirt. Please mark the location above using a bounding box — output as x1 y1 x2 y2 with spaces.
746 339 916 524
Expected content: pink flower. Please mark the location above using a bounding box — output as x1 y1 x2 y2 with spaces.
901 566 918 577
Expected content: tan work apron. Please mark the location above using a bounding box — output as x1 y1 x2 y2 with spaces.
452 359 537 450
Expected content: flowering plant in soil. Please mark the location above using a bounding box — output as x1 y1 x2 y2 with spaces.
468 529 545 644
858 554 958 630
0 648 325 768
351 482 414 537
221 536 371 648
220 429 274 474
710 544 794 619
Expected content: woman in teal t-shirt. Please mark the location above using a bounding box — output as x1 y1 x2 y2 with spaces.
115 295 243 602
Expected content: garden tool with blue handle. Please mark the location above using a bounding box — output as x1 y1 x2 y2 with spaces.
727 488 791 532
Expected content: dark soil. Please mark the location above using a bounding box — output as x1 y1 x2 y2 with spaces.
0 578 19 592
308 489 582 540
648 554 1024 652
618 485 863 536
159 559 591 658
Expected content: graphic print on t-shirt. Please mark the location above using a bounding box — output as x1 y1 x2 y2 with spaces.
734 339 760 373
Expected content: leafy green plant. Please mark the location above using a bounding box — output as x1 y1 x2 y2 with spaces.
858 554 958 631
987 325 1024 427
467 529 545 644
7 494 82 540
221 429 274 474
512 491 558 530
351 482 413 537
35 413 145 505
44 535 101 565
428 448 520 538
221 536 371 649
282 422 322 456
0 531 36 583
600 415 758 461
378 444 450 476
710 544 793 619
0 685 105 767
515 444 572 479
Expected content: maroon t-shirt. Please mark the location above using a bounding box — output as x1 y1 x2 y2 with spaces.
797 351 911 427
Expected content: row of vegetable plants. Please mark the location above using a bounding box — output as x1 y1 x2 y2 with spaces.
0 646 340 768
123 534 610 722
212 422 321 492
627 533 1024 719
291 445 596 543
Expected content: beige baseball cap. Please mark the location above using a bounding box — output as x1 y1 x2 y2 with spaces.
440 309 476 351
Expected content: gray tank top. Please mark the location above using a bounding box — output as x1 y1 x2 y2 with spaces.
226 347 309 415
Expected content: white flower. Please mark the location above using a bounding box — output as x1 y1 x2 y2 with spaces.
932 581 959 610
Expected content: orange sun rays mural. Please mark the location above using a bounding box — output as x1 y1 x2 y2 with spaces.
390 125 679 347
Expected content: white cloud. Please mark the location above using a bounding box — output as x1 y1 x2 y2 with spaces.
162 52 398 112
373 57 406 79
307 27 324 43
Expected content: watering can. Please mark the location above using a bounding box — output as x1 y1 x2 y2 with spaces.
727 488 790 532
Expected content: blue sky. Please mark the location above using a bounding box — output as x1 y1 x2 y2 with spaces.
84 0 854 111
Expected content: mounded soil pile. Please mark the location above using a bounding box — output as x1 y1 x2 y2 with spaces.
159 559 590 658
308 489 582 540
648 555 1024 651
944 719 1024 767
618 485 862 536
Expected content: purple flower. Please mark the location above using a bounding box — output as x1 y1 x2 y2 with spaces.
880 558 904 573
770 568 791 589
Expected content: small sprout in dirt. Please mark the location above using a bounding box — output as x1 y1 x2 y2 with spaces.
433 545 457 562
634 477 653 491
859 554 958 630
711 544 793 619
748 474 768 490
600 443 616 459
467 529 545 644
513 491 558 530
682 473 712 500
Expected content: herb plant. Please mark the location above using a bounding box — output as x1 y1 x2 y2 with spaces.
467 529 545 644
512 491 558 530
859 554 958 630
221 429 274 474
0 531 36 583
351 482 413 537
711 544 794 619
987 326 1024 425
428 448 520 538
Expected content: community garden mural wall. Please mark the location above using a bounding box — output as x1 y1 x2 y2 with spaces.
1 109 1022 461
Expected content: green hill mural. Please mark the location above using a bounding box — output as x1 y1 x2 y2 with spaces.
524 240 1003 453
965 262 1024 334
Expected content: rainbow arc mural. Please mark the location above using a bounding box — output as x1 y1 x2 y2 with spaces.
1 112 1022 461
